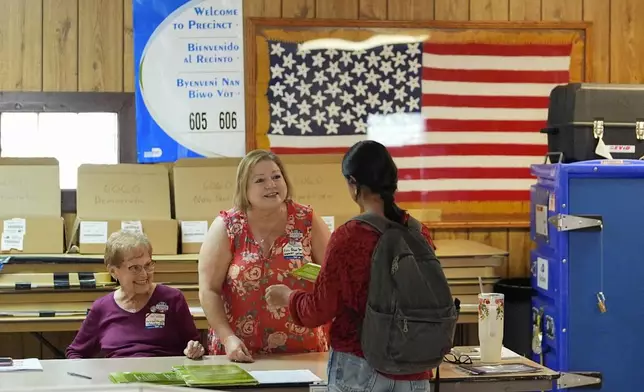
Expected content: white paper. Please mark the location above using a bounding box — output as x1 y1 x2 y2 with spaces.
537 257 549 290
79 221 108 244
1 232 24 251
534 204 548 237
0 358 43 372
188 306 204 315
455 346 521 360
121 220 143 233
181 221 209 243
3 218 26 234
249 370 322 385
321 216 335 232
595 137 614 159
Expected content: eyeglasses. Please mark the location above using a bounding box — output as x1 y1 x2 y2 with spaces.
443 353 473 365
126 261 156 274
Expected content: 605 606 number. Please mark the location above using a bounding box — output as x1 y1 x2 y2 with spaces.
188 112 207 130
189 112 238 130
219 112 237 129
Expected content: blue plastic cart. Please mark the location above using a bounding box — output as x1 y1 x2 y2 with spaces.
530 158 644 391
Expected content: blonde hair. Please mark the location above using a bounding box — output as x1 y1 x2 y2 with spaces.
104 230 153 268
232 149 293 211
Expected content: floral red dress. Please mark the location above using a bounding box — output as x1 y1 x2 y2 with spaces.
207 200 329 355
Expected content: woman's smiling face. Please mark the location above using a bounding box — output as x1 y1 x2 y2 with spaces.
246 159 288 210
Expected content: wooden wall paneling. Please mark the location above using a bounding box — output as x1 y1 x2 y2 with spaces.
610 0 644 83
432 228 469 240
507 228 533 277
43 0 78 91
387 0 435 20
123 0 135 92
281 0 316 18
316 0 359 18
359 0 388 19
509 0 542 20
244 0 282 17
541 0 583 20
78 0 124 92
470 0 510 21
583 0 610 83
0 0 43 91
434 0 470 20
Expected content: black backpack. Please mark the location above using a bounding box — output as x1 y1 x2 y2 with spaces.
352 213 458 375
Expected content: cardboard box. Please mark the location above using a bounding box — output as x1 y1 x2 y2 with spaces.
71 164 178 255
0 158 64 254
0 216 64 254
173 158 240 253
280 155 358 231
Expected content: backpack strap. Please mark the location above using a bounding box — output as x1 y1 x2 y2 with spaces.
351 212 391 234
351 213 423 234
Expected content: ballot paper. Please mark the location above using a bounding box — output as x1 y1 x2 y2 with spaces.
290 263 321 282
0 358 43 372
249 370 322 385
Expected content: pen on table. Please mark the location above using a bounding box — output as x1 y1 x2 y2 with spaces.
67 372 92 380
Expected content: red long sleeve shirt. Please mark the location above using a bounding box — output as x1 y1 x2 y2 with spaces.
288 215 436 381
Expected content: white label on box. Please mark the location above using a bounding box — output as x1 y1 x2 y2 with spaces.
80 221 108 244
181 221 209 243
537 257 548 290
1 232 24 251
548 193 555 212
3 218 26 235
535 204 548 237
322 216 335 232
121 220 143 233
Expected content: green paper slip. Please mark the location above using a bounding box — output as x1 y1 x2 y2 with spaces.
290 263 321 282
108 371 185 385
172 364 259 387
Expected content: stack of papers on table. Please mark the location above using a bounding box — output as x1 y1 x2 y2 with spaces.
109 366 322 387
0 358 43 372
452 346 522 360
249 370 322 384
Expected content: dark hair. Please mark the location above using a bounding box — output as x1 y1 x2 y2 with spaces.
342 140 406 223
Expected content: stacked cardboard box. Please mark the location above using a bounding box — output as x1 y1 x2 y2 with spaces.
173 158 240 254
69 164 178 255
0 158 64 254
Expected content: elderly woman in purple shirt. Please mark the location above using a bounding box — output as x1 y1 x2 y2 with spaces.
66 230 204 359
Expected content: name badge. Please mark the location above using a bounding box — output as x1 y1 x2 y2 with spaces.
283 241 303 259
145 312 165 329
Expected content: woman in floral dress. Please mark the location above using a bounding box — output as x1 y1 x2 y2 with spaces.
198 149 331 362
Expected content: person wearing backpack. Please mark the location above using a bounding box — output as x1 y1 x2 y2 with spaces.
265 140 458 392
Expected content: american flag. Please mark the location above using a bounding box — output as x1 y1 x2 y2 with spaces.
265 39 572 203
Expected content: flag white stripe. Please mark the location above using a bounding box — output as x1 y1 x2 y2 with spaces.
421 107 548 121
397 178 536 192
422 53 571 71
422 80 557 97
268 133 547 148
394 156 542 169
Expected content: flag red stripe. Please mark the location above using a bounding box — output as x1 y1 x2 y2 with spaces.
426 119 547 132
396 190 531 203
272 144 546 156
398 167 533 180
423 43 573 57
422 68 569 84
388 143 546 157
422 94 549 109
